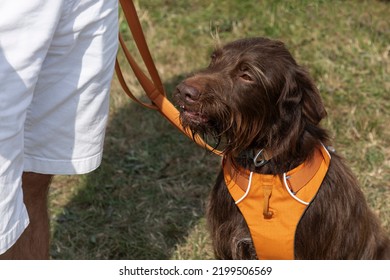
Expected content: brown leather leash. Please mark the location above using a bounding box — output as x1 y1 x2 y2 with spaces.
115 0 222 156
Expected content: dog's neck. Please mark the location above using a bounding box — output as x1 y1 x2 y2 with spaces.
236 148 273 167
224 122 331 175
233 151 298 175
234 148 277 174
233 140 324 175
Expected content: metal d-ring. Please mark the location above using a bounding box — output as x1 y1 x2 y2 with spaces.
253 149 269 167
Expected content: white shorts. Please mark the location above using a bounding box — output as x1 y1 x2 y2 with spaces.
0 0 118 254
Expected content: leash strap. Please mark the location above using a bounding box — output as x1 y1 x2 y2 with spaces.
116 0 222 156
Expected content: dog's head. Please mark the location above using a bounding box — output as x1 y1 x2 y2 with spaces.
174 37 327 163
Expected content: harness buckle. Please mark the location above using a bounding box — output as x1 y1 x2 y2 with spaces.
253 149 269 167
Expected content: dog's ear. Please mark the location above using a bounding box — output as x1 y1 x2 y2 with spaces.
298 68 327 125
278 66 326 126
271 66 327 155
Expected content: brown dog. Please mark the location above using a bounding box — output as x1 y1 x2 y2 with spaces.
174 37 390 259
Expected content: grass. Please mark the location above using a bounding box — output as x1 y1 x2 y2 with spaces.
49 0 390 259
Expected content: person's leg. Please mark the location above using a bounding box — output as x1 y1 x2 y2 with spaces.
1 0 118 259
0 173 52 260
0 1 64 258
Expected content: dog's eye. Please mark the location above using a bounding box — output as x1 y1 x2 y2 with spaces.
238 65 254 82
240 73 253 81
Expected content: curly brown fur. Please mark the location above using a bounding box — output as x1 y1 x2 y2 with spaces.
174 37 390 259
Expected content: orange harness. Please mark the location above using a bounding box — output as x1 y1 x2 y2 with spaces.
223 145 331 260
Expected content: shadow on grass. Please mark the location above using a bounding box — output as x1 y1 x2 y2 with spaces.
50 76 221 259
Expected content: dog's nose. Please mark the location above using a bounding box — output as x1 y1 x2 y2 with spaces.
177 83 200 103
